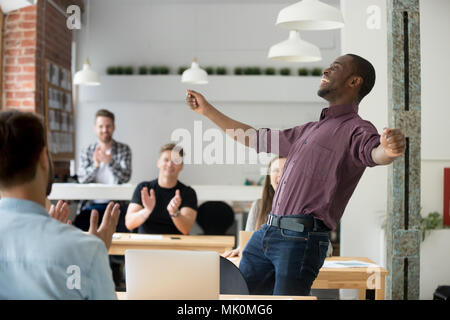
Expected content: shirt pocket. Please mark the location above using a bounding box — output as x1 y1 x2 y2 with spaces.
304 141 335 182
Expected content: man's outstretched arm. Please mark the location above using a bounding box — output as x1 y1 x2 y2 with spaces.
186 90 256 147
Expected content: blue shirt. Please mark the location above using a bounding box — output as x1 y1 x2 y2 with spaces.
0 198 116 299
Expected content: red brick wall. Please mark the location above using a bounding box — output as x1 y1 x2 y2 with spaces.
2 0 84 114
3 5 38 112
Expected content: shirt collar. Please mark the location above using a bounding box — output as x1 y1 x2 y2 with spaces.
0 198 49 217
320 103 359 120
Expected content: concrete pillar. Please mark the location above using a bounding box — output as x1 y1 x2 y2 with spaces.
386 0 421 300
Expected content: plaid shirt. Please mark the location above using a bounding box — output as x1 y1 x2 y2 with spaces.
78 140 132 184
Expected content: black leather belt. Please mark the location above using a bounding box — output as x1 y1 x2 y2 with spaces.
266 214 322 232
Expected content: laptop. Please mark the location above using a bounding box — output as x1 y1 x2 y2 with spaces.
125 249 220 300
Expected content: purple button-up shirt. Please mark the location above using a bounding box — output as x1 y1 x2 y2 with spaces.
254 103 381 231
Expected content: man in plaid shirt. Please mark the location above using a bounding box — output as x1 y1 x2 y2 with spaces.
75 109 132 230
75 109 131 290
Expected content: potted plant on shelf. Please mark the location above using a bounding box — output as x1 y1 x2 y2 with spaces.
264 67 276 75
150 66 161 75
160 66 170 75
216 66 227 75
298 68 309 76
115 66 124 75
178 66 188 75
280 68 291 76
311 67 322 76
234 67 243 75
205 66 215 75
124 66 134 75
106 66 117 75
138 66 148 75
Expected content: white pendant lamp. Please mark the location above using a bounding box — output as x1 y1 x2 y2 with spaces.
276 0 344 31
268 30 321 62
73 57 100 86
181 57 208 85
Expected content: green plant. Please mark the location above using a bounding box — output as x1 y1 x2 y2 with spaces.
115 66 124 75
243 67 261 75
159 66 170 75
298 68 309 76
234 67 243 75
311 67 322 76
178 66 189 75
149 66 161 75
264 67 276 75
205 66 215 75
280 68 291 76
138 66 148 75
216 66 227 75
106 66 117 75
124 66 134 75
420 212 449 241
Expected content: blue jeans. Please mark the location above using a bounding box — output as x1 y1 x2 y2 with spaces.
239 215 330 296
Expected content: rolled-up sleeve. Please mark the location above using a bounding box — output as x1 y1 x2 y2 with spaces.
349 122 381 167
252 125 306 157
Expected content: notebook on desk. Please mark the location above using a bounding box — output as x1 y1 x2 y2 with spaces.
125 249 220 300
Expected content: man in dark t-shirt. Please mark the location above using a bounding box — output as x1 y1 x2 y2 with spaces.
125 143 197 235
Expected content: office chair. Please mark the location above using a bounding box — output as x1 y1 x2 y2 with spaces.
196 201 235 235
220 256 249 295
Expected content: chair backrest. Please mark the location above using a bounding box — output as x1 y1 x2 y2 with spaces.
219 256 249 295
239 230 254 251
196 201 235 235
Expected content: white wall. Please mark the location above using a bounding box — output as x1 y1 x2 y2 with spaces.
419 0 450 299
74 0 341 185
339 0 388 300
420 0 450 160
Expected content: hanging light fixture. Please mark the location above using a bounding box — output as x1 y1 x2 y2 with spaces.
276 0 344 31
73 0 100 86
181 57 208 85
268 30 321 62
73 57 100 86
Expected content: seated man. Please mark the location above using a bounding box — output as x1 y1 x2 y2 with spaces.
75 108 132 231
0 110 119 299
126 143 197 235
75 108 131 289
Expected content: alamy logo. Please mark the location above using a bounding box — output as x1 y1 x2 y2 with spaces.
66 5 81 30
66 265 81 290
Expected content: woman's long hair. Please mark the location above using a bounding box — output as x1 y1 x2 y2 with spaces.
255 156 285 230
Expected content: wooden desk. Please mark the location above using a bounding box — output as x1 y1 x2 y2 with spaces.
228 256 388 300
115 292 317 300
109 233 235 255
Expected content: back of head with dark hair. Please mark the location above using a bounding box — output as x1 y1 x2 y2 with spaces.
0 110 46 188
346 53 376 102
95 109 115 123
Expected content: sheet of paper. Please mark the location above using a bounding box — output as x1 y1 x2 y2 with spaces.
129 234 164 240
322 260 380 268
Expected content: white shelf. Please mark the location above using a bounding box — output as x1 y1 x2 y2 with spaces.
78 75 323 104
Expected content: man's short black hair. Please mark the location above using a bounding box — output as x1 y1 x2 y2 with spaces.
0 110 46 188
346 54 376 102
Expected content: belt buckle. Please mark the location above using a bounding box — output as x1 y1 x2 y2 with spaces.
267 215 273 226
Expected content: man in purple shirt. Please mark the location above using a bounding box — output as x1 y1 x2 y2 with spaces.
185 54 406 296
